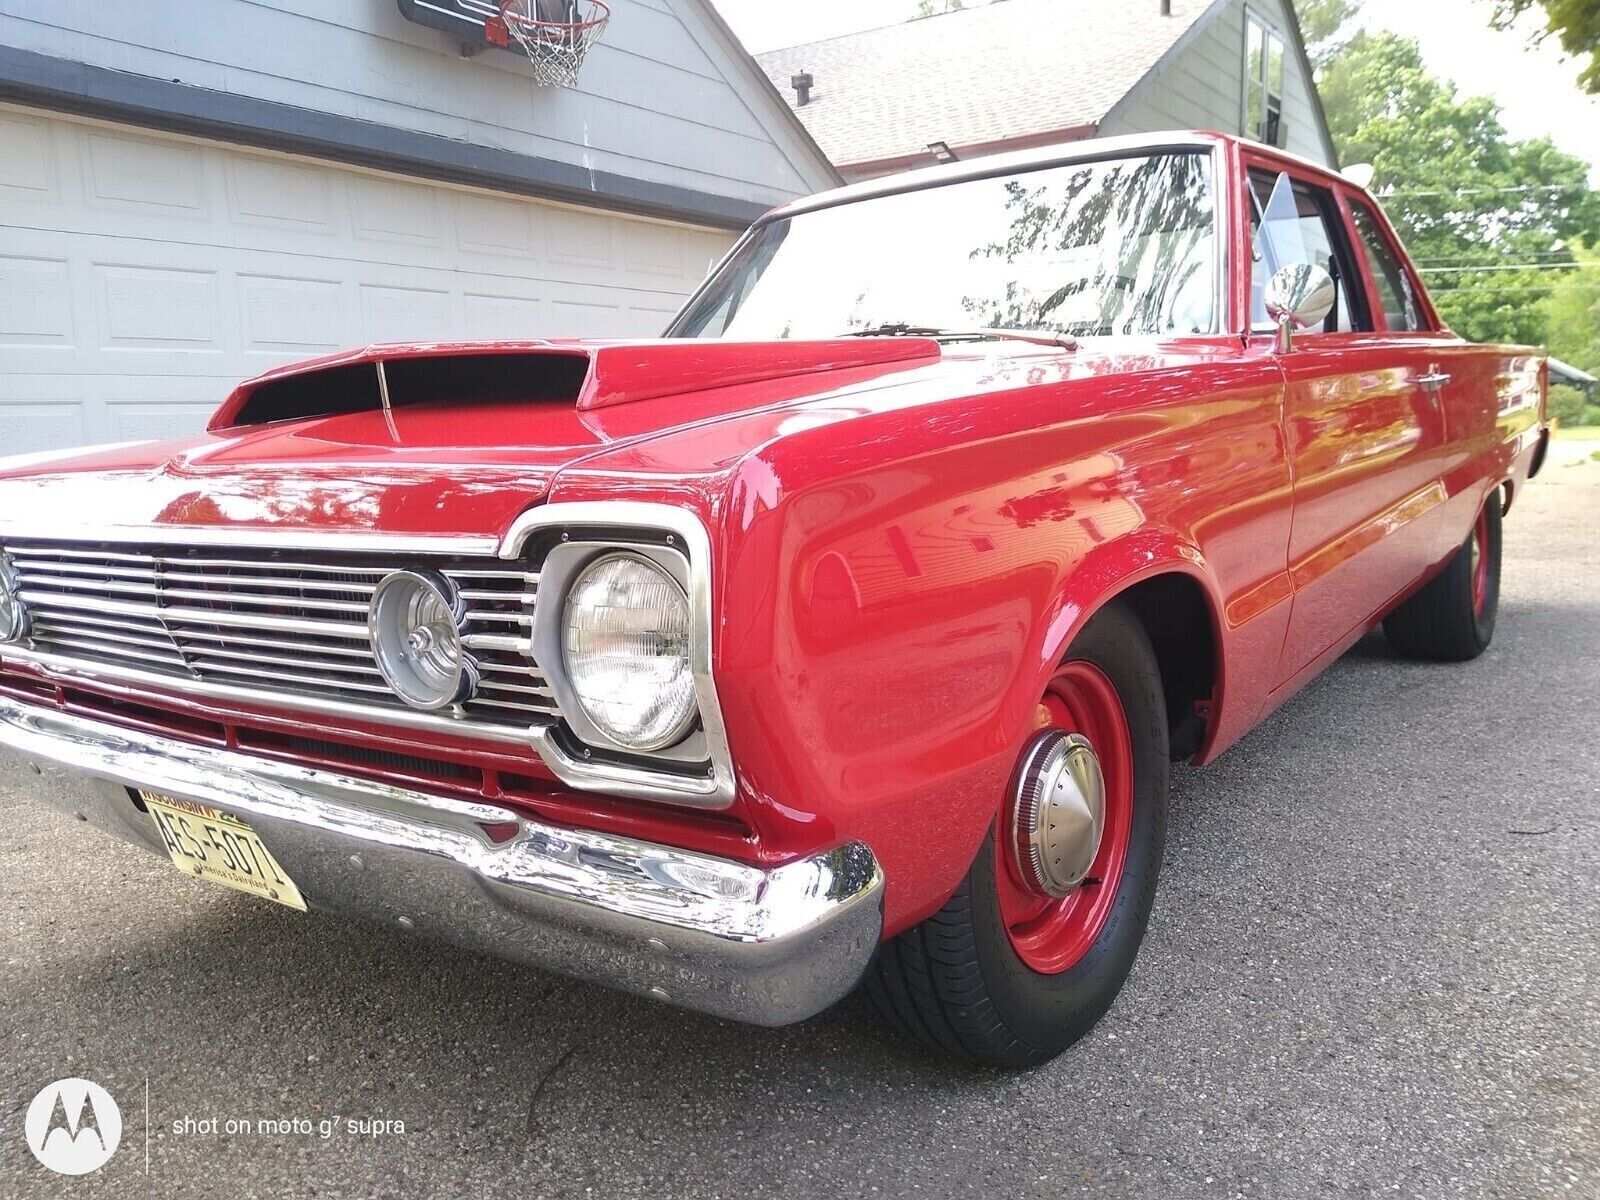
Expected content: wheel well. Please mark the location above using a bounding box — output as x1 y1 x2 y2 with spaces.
1115 574 1218 762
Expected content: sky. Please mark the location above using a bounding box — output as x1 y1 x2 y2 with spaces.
712 0 1600 179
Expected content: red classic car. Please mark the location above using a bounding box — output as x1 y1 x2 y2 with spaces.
0 132 1547 1068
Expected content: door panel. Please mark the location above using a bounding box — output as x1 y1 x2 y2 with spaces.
1245 164 1448 683
1275 339 1449 680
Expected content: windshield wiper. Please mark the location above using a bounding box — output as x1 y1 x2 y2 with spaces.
837 323 1077 351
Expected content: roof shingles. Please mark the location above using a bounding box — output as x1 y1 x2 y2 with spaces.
756 0 1215 167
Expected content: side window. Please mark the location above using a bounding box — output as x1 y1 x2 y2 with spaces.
1245 12 1286 148
1249 170 1371 335
1350 202 1422 331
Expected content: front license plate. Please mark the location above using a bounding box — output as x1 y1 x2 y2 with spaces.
140 791 307 911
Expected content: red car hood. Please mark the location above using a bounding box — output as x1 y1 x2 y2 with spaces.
0 339 945 540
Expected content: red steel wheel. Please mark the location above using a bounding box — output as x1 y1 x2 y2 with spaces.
1470 504 1491 617
995 660 1135 975
864 601 1168 1067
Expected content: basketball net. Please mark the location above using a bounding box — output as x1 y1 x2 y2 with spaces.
488 0 611 88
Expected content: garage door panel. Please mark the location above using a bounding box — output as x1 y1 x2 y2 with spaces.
350 175 444 247
463 293 543 341
0 402 87 455
544 208 617 271
106 402 217 443
94 264 223 349
359 283 454 342
82 130 209 219
0 255 74 346
238 274 346 354
0 111 58 200
455 193 539 259
0 106 735 454
225 156 339 233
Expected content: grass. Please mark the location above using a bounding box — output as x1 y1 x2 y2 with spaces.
1552 425 1600 441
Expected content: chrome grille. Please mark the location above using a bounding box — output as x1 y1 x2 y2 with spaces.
3 540 556 731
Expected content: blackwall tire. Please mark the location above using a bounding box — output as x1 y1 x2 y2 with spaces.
1384 492 1502 662
864 601 1168 1069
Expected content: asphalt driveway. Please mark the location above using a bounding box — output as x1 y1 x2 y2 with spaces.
1 455 1595 1199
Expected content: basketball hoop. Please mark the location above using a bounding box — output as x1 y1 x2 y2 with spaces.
488 0 611 88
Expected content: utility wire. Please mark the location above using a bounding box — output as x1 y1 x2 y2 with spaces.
1418 262 1597 274
1386 183 1594 197
1429 282 1600 293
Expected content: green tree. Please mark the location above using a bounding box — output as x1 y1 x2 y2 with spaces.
1296 0 1361 66
1492 1 1600 94
1539 244 1600 376
1546 383 1587 424
1317 30 1600 346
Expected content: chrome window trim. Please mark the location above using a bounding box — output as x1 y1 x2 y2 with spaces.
0 523 499 556
666 143 1229 342
501 502 736 809
0 505 737 808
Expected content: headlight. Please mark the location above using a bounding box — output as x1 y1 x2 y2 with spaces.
562 552 697 751
0 554 27 643
368 570 477 710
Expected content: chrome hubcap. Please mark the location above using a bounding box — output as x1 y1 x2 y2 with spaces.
1009 730 1107 897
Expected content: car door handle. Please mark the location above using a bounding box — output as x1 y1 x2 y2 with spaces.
1417 372 1451 389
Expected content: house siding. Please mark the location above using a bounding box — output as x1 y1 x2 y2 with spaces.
1101 0 1333 168
0 0 836 211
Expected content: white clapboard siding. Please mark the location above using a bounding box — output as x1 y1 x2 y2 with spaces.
0 106 735 455
0 0 835 208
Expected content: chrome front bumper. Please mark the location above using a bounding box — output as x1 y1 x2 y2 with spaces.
0 697 883 1026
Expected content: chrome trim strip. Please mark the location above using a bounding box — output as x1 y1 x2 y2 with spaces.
500 502 738 808
0 644 544 746
0 525 499 555
0 696 883 1026
1 504 736 807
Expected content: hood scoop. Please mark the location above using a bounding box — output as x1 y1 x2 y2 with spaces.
208 339 942 431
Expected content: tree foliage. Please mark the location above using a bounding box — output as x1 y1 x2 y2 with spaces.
1315 28 1600 346
1295 0 1361 66
1540 245 1600 374
1493 0 1600 94
1546 383 1587 424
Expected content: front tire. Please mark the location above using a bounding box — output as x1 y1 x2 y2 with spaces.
1384 491 1501 661
864 602 1168 1069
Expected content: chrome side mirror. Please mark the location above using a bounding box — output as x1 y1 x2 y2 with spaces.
1264 263 1336 352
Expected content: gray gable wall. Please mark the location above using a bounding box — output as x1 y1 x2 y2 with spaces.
758 0 1335 175
0 0 838 219
1101 0 1336 167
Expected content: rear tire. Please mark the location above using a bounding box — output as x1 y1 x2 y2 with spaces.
1384 492 1501 662
864 602 1168 1069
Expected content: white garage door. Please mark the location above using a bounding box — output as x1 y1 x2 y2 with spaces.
0 104 735 456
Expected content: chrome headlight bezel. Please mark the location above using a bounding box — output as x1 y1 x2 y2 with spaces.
529 538 708 766
0 554 28 644
367 569 479 711
504 502 734 810
557 549 698 753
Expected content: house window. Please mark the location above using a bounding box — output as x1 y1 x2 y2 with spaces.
1245 12 1286 147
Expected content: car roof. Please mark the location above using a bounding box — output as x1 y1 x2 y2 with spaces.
760 130 1356 224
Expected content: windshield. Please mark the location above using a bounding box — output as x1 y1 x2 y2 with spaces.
669 151 1219 340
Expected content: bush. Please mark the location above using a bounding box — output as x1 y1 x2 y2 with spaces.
1548 383 1587 426
1583 404 1600 427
